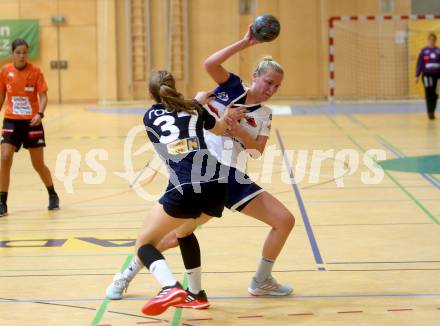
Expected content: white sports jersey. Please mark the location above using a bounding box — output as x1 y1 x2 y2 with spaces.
204 73 272 172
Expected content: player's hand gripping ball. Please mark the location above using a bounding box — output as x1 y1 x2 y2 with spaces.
251 14 281 42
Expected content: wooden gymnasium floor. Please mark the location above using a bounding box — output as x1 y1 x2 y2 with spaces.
0 101 439 326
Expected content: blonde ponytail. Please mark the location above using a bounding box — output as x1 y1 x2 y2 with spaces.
254 56 284 76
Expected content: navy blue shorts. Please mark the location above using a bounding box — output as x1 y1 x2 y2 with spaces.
159 179 228 219
225 167 263 212
1 119 46 152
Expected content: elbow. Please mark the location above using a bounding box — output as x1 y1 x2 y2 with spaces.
204 58 214 72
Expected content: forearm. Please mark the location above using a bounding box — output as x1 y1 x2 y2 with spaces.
39 93 48 113
0 93 4 110
210 118 229 136
415 53 423 77
416 64 423 77
204 39 251 76
238 133 266 157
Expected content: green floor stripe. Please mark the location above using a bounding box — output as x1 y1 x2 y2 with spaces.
429 173 440 183
171 273 188 326
326 115 342 130
345 114 369 129
382 169 440 225
347 135 439 225
91 254 133 326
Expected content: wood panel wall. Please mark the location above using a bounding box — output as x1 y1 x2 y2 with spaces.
0 0 413 102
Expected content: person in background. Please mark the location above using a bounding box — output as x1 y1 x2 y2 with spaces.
0 39 59 216
415 32 440 120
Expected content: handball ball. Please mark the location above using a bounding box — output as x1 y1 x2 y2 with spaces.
251 14 281 42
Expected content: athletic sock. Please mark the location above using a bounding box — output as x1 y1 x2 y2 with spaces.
0 192 8 204
178 234 202 293
121 256 143 281
186 266 202 294
46 185 57 196
138 244 176 288
149 260 176 288
255 257 275 282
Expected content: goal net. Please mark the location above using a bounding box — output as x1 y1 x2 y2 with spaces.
328 15 440 101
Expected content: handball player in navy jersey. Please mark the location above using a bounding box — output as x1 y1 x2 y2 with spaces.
127 70 244 315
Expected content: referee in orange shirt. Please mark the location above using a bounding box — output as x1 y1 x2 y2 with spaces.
0 39 59 216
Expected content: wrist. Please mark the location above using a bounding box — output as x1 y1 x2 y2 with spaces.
37 112 44 118
238 39 252 49
219 118 227 129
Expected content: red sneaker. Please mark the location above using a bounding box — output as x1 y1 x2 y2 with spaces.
174 290 210 309
141 282 187 316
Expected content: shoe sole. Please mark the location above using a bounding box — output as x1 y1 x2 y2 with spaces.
142 290 187 316
105 291 123 300
248 287 293 296
48 207 60 211
174 303 210 309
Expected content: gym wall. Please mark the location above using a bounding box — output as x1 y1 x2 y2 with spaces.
0 0 411 102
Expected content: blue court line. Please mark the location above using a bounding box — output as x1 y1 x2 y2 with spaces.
275 129 324 268
3 292 440 304
290 102 426 115
327 260 440 264
378 137 440 190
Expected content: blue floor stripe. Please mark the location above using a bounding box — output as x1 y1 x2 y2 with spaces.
289 101 426 116
275 129 324 268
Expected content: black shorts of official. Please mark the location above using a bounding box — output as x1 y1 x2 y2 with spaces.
1 118 46 152
225 166 264 212
159 179 228 219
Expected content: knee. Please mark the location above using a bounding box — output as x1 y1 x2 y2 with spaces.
156 231 179 252
284 212 295 232
0 154 13 167
165 235 179 249
273 210 295 233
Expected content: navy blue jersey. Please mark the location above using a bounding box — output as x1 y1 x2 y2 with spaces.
143 103 220 185
416 47 440 77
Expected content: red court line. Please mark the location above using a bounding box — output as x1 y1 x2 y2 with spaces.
338 310 363 314
136 322 162 324
387 308 413 312
237 315 264 319
288 312 314 316
186 318 213 321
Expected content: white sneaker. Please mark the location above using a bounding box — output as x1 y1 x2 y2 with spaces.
106 272 129 300
248 276 293 296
